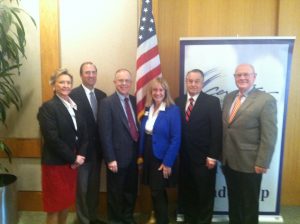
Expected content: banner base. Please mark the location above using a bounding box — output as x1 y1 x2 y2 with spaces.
212 215 284 223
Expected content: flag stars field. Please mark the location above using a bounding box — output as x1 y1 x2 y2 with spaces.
135 0 162 120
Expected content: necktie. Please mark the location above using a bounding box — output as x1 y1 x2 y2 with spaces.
185 98 194 122
89 91 97 120
124 98 139 142
228 94 242 123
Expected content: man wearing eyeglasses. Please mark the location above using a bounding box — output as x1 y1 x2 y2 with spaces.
175 69 222 224
222 64 277 224
99 69 139 224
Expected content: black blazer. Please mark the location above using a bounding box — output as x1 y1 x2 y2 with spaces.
70 85 106 162
99 92 139 168
175 92 222 166
37 95 88 165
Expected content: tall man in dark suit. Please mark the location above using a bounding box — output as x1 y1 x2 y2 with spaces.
222 64 277 224
70 62 107 224
175 69 222 224
99 69 139 224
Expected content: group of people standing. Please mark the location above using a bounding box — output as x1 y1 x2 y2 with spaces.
37 62 277 224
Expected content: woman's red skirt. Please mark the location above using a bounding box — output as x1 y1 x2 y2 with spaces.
42 164 77 212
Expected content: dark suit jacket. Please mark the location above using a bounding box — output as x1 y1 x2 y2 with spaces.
222 88 277 173
175 92 222 166
37 95 88 165
99 92 139 168
70 85 106 162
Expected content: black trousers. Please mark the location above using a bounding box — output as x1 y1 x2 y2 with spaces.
107 159 138 224
178 157 216 224
143 134 176 224
223 165 262 224
76 160 101 224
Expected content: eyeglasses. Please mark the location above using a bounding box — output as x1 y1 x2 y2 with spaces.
234 73 256 78
186 79 202 84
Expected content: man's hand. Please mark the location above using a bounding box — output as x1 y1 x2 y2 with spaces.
255 166 267 174
108 160 118 173
206 157 216 169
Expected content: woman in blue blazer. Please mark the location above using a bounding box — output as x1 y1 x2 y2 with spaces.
139 77 181 224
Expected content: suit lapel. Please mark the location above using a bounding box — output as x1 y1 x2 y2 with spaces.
229 88 257 123
78 86 96 120
129 95 139 129
192 92 204 112
234 89 257 120
224 91 238 124
188 92 205 121
178 95 188 119
112 93 130 131
54 96 77 132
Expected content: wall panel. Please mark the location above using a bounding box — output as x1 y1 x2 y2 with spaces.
187 0 278 36
157 0 189 97
157 0 278 98
277 0 300 205
40 0 60 101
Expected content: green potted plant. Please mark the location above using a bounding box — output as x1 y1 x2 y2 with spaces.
0 0 35 169
0 0 35 223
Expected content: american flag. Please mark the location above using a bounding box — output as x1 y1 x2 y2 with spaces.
135 0 162 120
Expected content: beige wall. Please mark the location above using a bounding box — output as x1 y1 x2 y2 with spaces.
59 0 138 95
2 0 299 210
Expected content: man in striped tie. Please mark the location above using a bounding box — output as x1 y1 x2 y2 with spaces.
222 64 277 224
175 69 222 224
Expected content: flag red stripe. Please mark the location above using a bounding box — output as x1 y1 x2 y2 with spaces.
136 46 159 69
136 65 161 91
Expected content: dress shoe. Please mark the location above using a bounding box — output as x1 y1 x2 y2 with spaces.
146 211 156 224
176 213 185 222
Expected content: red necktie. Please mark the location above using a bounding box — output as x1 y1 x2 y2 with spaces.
185 98 194 122
124 98 139 141
228 95 242 123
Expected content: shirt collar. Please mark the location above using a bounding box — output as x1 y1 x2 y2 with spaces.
152 102 166 112
116 91 129 101
82 84 94 94
187 93 200 102
238 86 254 97
57 94 77 110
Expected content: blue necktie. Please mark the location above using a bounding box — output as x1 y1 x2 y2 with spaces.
89 91 97 120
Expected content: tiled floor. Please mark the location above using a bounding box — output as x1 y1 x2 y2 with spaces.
18 211 75 224
17 206 300 224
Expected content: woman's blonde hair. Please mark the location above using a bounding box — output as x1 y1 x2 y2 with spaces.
49 68 73 86
49 69 73 94
145 77 174 108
